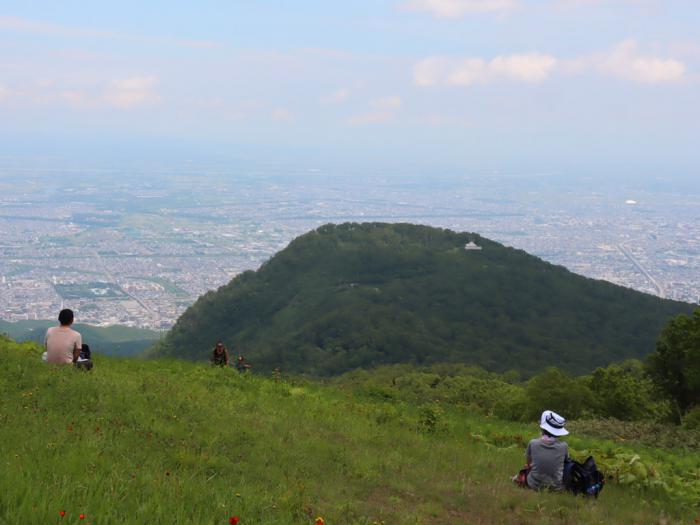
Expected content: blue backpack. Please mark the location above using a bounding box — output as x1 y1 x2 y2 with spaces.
564 456 605 497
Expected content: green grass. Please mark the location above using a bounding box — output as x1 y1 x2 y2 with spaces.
0 336 696 524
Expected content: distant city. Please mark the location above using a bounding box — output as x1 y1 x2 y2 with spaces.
1 165 698 330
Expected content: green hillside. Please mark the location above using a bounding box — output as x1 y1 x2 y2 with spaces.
0 319 160 356
152 223 693 375
2 336 697 524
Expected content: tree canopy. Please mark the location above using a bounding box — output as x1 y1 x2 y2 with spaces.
648 309 700 421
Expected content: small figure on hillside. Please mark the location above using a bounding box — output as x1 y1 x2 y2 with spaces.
272 367 281 382
211 341 229 367
44 309 83 366
235 355 251 374
513 410 569 491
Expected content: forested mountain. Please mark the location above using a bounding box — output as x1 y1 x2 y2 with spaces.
151 223 693 375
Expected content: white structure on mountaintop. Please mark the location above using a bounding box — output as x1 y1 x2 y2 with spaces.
464 241 482 251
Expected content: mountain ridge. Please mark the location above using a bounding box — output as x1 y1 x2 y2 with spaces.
151 222 693 375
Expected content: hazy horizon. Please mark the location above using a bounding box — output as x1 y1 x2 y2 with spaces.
1 1 699 177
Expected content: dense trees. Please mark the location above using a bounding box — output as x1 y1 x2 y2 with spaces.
151 223 693 376
336 359 678 426
648 309 700 422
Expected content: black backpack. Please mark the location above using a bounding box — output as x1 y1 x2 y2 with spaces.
564 456 605 497
75 343 94 371
80 344 91 360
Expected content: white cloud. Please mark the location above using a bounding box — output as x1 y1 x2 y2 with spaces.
401 0 518 18
103 76 159 108
490 54 558 82
349 96 403 125
0 15 103 38
348 111 394 125
59 90 96 108
272 108 294 121
414 53 557 86
401 0 652 18
422 113 471 127
370 95 402 110
597 40 686 83
0 15 218 49
321 88 351 105
415 42 685 87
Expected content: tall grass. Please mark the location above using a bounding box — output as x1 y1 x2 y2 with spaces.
0 337 693 524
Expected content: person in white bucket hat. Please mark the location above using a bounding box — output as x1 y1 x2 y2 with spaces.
540 409 569 437
517 410 570 490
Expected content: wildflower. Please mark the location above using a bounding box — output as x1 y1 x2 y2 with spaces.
59 510 65 517
79 514 85 520
229 517 240 525
315 518 325 525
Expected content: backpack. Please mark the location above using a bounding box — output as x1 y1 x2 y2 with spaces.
76 344 94 371
80 344 91 360
564 456 605 497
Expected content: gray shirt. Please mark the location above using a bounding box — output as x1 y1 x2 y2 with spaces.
526 436 568 490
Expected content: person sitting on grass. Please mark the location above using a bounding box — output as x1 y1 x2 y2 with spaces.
44 309 83 365
514 410 570 491
211 341 229 367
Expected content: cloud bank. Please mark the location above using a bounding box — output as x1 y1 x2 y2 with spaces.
596 40 686 83
415 53 557 86
401 0 518 18
349 96 403 125
103 76 159 109
415 41 686 87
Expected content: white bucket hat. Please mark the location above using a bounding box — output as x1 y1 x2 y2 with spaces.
540 410 569 436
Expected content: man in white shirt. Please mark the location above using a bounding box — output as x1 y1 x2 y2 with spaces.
45 309 82 365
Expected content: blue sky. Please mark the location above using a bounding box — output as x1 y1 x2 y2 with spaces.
0 1 698 176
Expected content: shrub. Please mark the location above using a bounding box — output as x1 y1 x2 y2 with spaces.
586 360 671 421
522 367 595 421
683 406 700 430
648 308 700 422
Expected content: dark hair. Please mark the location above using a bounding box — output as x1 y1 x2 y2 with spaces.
58 309 74 326
542 428 555 438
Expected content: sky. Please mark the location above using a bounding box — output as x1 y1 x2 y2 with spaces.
0 1 698 177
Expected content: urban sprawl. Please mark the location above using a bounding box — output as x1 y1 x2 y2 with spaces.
1 168 698 329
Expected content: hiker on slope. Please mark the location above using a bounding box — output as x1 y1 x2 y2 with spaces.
211 341 229 367
235 355 251 373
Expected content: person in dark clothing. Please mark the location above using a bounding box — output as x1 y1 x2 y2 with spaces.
211 341 229 367
235 355 251 373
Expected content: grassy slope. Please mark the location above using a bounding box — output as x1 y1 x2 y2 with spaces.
1 337 694 525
